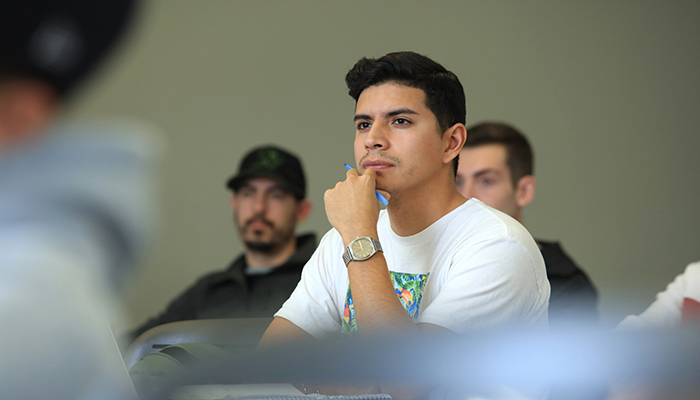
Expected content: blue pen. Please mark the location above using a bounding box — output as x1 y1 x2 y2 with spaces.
344 163 389 206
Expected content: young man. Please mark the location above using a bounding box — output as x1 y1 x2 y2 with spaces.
259 52 549 347
456 122 598 327
128 145 315 341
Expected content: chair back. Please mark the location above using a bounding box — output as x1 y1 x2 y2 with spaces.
123 317 273 369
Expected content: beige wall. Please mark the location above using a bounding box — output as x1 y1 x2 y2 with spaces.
69 1 700 331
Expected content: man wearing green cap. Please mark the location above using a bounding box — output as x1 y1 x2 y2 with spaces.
127 145 315 342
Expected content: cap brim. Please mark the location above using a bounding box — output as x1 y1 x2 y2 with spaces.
226 171 304 199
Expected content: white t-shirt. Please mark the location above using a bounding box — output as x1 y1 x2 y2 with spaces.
617 261 700 331
276 199 550 341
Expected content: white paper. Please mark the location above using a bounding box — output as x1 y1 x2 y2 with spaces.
170 383 305 400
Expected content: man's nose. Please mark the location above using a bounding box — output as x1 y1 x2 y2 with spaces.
364 124 389 150
252 193 268 213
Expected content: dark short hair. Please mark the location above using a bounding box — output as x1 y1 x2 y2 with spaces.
345 51 466 175
464 122 534 186
0 0 137 98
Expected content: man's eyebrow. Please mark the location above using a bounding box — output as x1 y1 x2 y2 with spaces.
353 108 418 122
266 184 291 193
262 184 295 197
473 168 500 178
386 108 418 118
354 114 372 122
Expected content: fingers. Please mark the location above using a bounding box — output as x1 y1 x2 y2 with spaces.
362 167 377 181
346 168 386 205
338 166 378 201
345 166 375 187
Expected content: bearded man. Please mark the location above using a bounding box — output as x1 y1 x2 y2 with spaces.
127 145 314 342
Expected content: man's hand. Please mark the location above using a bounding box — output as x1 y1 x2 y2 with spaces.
324 168 385 244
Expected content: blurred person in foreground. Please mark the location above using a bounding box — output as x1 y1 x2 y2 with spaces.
0 1 159 399
127 145 314 342
258 51 549 400
456 122 598 328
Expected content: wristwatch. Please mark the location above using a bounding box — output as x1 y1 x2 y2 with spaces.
342 236 383 267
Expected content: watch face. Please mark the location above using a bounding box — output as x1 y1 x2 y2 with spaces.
351 237 374 259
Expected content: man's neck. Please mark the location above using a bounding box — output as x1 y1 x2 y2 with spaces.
386 173 466 237
514 212 524 225
245 238 297 270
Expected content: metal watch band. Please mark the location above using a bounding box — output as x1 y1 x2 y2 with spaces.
342 236 383 267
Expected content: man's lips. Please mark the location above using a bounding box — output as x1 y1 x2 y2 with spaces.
246 219 272 230
362 160 393 171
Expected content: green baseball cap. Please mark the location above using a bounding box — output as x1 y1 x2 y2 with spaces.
226 145 306 200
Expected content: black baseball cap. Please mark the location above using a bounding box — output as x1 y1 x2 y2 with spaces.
0 0 138 97
226 145 307 200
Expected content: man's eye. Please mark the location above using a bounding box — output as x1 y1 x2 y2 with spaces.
393 118 409 125
240 190 255 197
356 121 371 130
479 178 494 186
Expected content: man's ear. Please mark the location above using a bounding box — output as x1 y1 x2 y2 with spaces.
442 123 467 166
296 199 312 223
515 175 536 208
0 79 58 149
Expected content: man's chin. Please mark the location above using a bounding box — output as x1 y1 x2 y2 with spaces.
244 241 275 253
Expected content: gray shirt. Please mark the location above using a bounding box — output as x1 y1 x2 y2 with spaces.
0 120 160 400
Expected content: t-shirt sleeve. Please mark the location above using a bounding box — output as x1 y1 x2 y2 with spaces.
616 262 700 331
417 235 549 333
274 229 346 341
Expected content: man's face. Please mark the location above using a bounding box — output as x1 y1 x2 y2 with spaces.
231 177 301 253
456 144 521 218
353 82 446 195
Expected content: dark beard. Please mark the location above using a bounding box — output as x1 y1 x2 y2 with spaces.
245 241 276 254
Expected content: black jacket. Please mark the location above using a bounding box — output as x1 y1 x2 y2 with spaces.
538 239 598 328
126 233 316 343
